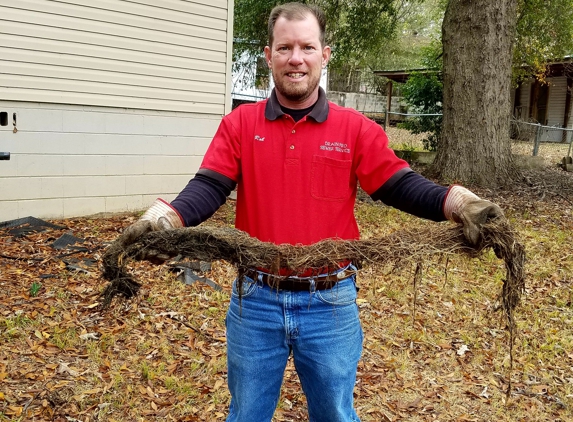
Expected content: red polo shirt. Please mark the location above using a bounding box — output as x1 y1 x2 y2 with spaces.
200 88 409 245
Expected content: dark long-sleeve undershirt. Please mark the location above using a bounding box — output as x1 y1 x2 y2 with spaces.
169 168 448 227
370 168 447 221
170 169 235 227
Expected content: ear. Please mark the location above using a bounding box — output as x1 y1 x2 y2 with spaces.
264 46 272 67
321 46 331 68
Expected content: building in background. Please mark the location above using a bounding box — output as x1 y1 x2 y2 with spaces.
513 58 573 142
0 0 234 221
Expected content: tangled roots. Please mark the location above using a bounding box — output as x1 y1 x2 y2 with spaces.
101 219 525 328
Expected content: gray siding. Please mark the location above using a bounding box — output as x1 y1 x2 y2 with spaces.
0 0 230 114
546 77 568 127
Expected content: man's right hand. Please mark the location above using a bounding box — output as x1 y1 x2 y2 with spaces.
118 219 154 248
116 199 184 263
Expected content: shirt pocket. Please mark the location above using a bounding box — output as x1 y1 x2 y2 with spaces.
311 155 353 201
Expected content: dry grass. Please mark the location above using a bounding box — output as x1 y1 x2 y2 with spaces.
386 127 430 151
352 198 573 422
511 140 571 167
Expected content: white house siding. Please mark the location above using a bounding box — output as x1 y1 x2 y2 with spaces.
544 76 568 142
515 76 573 143
546 77 566 126
0 0 234 221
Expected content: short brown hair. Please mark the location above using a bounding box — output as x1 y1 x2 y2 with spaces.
268 2 326 47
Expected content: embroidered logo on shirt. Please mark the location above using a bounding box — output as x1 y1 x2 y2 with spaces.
320 141 350 154
254 135 265 142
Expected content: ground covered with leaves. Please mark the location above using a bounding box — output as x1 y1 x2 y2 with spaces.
1 164 573 421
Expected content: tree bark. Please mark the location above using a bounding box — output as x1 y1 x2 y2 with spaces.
432 0 518 187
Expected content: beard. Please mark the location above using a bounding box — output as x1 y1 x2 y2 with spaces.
272 69 321 104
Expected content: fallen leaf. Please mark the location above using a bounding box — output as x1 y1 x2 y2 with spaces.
213 379 224 391
457 344 470 356
6 406 23 416
79 332 99 340
57 362 79 377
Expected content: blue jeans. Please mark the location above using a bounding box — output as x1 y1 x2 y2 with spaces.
225 268 363 422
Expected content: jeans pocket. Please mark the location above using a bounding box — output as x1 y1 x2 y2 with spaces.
231 276 258 299
315 277 357 306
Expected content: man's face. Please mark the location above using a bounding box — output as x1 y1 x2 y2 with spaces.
264 15 331 109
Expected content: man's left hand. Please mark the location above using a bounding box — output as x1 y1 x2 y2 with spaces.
444 186 504 245
452 198 504 245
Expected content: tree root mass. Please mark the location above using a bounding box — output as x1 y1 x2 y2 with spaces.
101 219 525 393
102 220 524 324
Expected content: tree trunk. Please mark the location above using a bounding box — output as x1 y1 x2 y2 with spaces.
432 0 518 187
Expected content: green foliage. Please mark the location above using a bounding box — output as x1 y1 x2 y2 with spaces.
399 72 443 151
233 0 399 60
514 0 573 83
327 0 398 69
350 0 445 94
231 0 273 89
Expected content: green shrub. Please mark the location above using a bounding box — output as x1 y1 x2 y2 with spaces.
399 72 443 151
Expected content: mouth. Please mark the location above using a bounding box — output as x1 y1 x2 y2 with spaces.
286 72 306 80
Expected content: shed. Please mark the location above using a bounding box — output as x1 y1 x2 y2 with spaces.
0 0 234 221
373 68 437 127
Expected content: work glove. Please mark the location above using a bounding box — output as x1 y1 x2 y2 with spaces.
443 186 504 245
117 199 184 263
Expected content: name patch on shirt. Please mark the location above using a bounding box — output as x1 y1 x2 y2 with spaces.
320 141 351 154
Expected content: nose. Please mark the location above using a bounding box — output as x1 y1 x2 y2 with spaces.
288 47 303 66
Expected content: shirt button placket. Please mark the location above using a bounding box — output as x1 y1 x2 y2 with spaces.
286 126 299 159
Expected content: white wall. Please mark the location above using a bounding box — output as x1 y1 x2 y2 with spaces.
0 101 221 220
546 77 569 126
516 76 573 143
326 91 402 113
516 81 531 121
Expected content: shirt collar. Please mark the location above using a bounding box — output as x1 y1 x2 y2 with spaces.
265 87 329 123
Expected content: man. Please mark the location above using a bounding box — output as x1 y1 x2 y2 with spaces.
119 3 502 421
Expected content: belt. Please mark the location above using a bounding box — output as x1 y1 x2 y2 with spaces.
256 259 352 278
246 268 353 291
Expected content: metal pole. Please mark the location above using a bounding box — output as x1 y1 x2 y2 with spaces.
532 123 541 156
385 80 392 129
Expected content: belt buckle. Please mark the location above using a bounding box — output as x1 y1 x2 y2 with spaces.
336 267 356 280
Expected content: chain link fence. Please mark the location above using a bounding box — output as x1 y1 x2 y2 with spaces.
510 119 573 166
